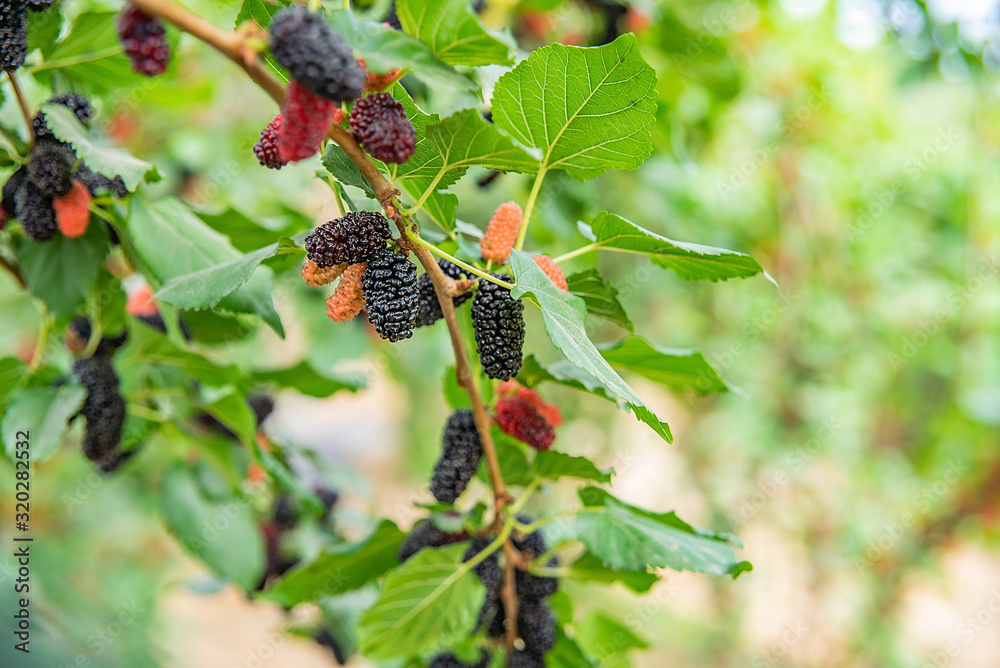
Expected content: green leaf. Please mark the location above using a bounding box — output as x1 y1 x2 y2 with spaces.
403 181 458 233
509 251 671 443
34 13 144 92
566 269 633 332
160 463 266 590
262 521 405 608
127 198 283 336
586 212 763 281
443 365 470 410
202 387 257 446
322 145 376 198
397 109 539 195
478 430 533 487
17 221 109 317
155 239 302 312
328 11 475 91
492 35 657 180
519 354 619 405
252 361 365 398
599 337 730 395
358 543 485 659
577 612 648 661
120 326 244 388
1 384 87 463
200 208 301 254
566 552 659 593
0 358 26 408
43 105 157 190
532 450 612 483
575 487 746 577
27 3 63 57
397 0 513 66
235 0 290 80
547 629 597 668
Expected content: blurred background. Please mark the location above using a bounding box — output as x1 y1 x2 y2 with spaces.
2 0 1000 666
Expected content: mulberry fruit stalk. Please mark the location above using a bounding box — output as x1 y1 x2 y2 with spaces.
278 81 337 163
326 263 367 322
471 275 525 380
361 246 418 342
305 210 391 267
349 93 416 164
532 255 568 291
480 201 523 265
118 4 171 77
53 181 92 239
414 259 475 328
269 7 365 102
253 115 287 170
430 409 483 504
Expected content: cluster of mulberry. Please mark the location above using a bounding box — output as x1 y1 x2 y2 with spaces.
480 201 523 265
269 7 364 103
72 337 128 469
306 211 391 267
414 260 475 328
349 92 416 164
117 4 171 76
361 246 418 342
471 275 525 381
430 409 483 504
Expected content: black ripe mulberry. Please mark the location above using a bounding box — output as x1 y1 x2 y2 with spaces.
77 165 129 198
508 649 545 668
350 93 416 164
2 167 27 222
25 0 55 11
73 355 126 465
32 92 96 144
29 144 74 197
465 536 502 628
305 210 391 267
0 3 27 71
253 115 286 170
397 520 464 563
513 521 559 599
15 179 58 242
429 651 489 668
314 628 348 665
269 7 364 102
361 246 418 342
415 260 474 328
118 4 171 77
471 275 525 381
249 394 275 427
518 599 557 654
430 409 483 504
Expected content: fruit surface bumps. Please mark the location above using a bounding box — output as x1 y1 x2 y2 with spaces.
430 409 483 504
301 259 346 287
349 92 416 164
361 246 418 342
73 354 126 464
269 7 365 102
278 81 337 163
480 201 522 264
29 143 74 197
325 263 367 322
15 179 58 242
414 259 475 328
118 4 171 76
532 255 568 291
471 275 525 380
518 599 557 654
0 2 28 71
305 210 391 267
496 394 556 451
253 115 287 170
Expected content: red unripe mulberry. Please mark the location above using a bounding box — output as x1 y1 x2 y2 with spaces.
254 115 287 170
53 181 92 239
279 81 337 163
326 263 366 322
496 394 556 451
532 255 567 291
350 93 416 164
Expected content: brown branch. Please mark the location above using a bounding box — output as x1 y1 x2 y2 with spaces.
500 542 521 650
6 69 35 150
0 254 26 288
132 0 515 537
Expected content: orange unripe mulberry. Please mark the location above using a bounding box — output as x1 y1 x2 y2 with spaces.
532 255 567 291
53 180 92 239
326 263 366 322
302 260 347 288
480 201 522 265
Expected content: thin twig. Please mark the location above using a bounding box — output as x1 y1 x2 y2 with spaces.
6 69 35 150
